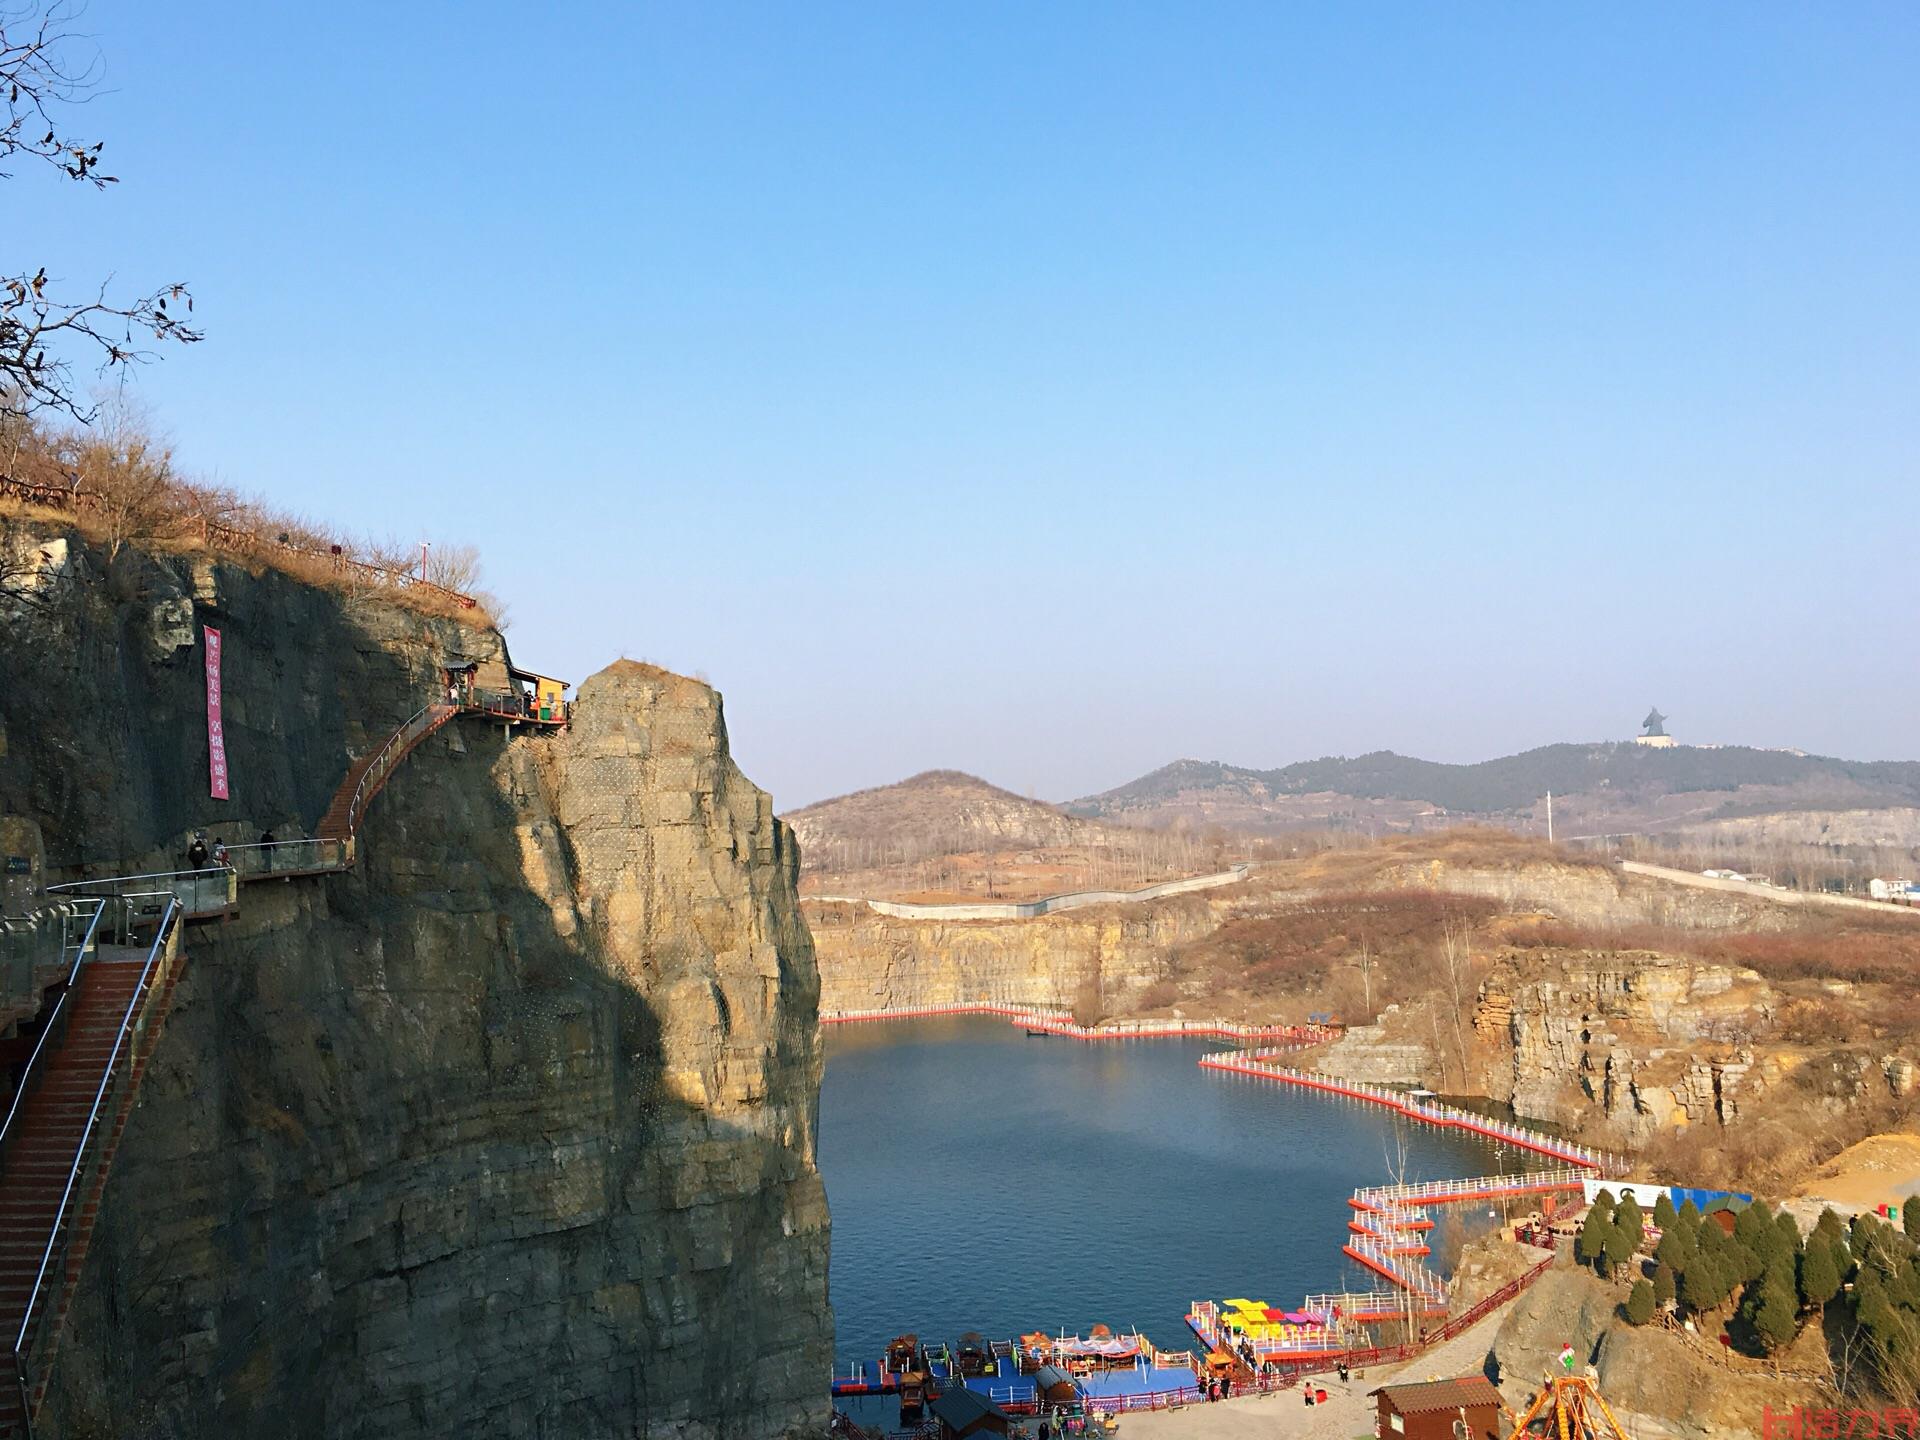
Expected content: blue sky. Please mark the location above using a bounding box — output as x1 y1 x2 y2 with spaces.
15 3 1919 806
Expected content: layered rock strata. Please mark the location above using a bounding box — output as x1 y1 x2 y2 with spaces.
0 524 828 1439
1474 949 1781 1142
804 897 1217 1015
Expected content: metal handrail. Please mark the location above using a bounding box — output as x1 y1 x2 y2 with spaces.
11 895 180 1437
46 866 235 921
344 704 448 835
220 839 350 876
0 899 107 1166
47 867 229 893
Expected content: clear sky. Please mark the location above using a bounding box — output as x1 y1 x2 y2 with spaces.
16 3 1919 808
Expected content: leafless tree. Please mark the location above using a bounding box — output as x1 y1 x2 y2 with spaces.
425 541 484 592
2 4 201 422
58 391 175 556
1438 912 1475 1088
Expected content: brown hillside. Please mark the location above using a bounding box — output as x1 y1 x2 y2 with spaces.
787 770 1110 870
786 769 1236 901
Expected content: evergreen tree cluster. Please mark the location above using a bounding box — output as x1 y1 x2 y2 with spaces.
1576 1189 1647 1282
1634 1188 1920 1388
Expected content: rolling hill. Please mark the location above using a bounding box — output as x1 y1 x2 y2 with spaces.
1066 744 1920 838
787 769 1112 872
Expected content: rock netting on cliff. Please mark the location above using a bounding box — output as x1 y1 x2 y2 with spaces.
1 524 830 1440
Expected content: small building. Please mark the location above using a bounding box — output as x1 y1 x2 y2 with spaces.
1371 1375 1503 1439
928 1387 1011 1440
509 665 570 719
1033 1365 1077 1406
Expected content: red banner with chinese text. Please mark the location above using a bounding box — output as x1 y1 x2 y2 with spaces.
205 625 230 799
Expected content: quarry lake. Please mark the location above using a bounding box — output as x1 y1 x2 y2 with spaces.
819 1017 1513 1370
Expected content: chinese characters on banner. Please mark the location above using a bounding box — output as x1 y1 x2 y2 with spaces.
205 625 230 800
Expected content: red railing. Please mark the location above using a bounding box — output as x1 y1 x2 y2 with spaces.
820 1002 1336 1047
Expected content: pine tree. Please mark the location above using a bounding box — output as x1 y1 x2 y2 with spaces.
1604 1218 1638 1279
1906 1197 1920 1245
1775 1210 1803 1260
1653 1262 1676 1308
1653 1193 1678 1232
1616 1195 1645 1253
1814 1207 1847 1249
1580 1204 1614 1274
1625 1279 1656 1326
1751 1260 1800 1354
1655 1228 1694 1275
1682 1254 1728 1314
1800 1242 1841 1311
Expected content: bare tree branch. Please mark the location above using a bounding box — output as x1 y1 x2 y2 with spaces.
1 4 201 422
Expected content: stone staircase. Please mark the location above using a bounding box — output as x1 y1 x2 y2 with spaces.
0 920 187 1439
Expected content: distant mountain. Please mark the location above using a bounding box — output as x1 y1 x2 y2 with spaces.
1066 744 1920 836
787 769 1114 871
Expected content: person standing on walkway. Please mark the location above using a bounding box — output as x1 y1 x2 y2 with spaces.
187 832 209 870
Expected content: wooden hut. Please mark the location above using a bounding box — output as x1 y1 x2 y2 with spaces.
1370 1375 1502 1440
929 1388 1011 1440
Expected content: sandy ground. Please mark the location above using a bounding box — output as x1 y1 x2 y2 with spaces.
1791 1131 1920 1212
1110 1308 1508 1440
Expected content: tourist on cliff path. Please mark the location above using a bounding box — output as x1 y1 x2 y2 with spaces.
187 832 209 869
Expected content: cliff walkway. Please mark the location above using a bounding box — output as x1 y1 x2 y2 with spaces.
0 896 185 1439
0 690 565 1438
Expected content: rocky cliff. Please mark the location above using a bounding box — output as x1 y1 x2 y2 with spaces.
804 896 1217 1015
1474 948 1783 1142
0 523 829 1439
1490 1267 1808 1440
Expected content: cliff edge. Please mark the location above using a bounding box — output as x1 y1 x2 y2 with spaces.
0 522 829 1438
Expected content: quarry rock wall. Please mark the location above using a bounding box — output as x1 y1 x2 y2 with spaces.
0 524 828 1440
1474 948 1782 1143
804 896 1219 1015
1374 858 1784 931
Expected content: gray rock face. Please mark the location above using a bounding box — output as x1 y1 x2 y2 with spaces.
1 524 829 1439
1490 1268 1808 1440
1474 949 1778 1142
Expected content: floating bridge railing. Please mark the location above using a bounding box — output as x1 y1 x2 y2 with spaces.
1341 1235 1449 1304
1352 1168 1589 1211
820 1002 1339 1047
1199 1050 1626 1174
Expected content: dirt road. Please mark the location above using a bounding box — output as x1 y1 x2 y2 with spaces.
1621 860 1920 918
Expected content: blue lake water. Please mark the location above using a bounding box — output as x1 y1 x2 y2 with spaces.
819 1016 1513 1369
